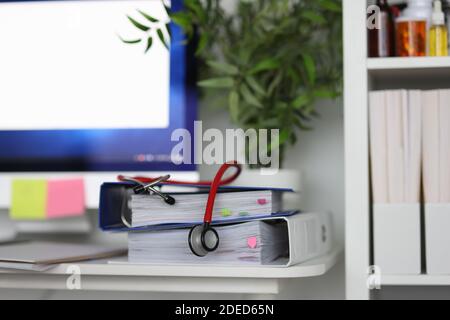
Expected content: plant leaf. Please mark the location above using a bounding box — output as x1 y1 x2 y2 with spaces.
197 77 234 88
318 0 342 12
196 33 208 55
270 129 290 151
127 16 150 32
245 76 267 97
314 89 338 99
145 37 153 53
117 35 142 44
157 28 169 49
162 1 171 17
185 0 207 24
240 84 263 108
138 10 159 23
229 91 240 122
301 10 327 24
268 72 283 96
248 58 280 75
302 53 316 84
170 13 193 35
207 60 239 75
292 94 310 109
165 23 172 38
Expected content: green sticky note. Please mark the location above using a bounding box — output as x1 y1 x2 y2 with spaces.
11 180 47 220
239 212 250 217
221 208 232 217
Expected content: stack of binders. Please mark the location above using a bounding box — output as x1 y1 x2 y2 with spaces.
99 183 333 267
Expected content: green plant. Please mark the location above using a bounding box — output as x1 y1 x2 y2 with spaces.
119 6 171 52
124 0 343 166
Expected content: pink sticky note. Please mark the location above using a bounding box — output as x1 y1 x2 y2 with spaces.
46 179 85 219
247 237 257 249
257 198 267 205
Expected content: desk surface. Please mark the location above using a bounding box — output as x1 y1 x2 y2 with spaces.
0 247 341 294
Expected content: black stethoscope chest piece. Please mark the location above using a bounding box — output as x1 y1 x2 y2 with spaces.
188 224 220 257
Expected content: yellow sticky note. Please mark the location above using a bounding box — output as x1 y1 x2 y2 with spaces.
10 180 47 220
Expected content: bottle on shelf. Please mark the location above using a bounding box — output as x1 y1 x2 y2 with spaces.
444 0 450 49
430 0 450 55
396 0 433 56
368 0 395 57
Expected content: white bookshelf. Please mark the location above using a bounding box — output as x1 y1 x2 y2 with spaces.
367 57 450 70
344 0 450 299
0 248 341 294
382 275 450 286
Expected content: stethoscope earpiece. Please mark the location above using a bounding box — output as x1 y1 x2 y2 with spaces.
122 174 176 206
188 223 219 257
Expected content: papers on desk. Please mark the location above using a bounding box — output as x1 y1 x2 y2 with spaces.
0 241 126 271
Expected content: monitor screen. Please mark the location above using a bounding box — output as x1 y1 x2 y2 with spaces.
0 0 196 172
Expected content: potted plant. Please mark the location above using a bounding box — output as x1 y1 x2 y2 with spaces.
122 0 343 191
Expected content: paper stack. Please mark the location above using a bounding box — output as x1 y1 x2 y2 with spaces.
129 220 289 265
130 189 282 227
369 90 422 204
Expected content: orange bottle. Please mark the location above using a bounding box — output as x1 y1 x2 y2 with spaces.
396 18 427 56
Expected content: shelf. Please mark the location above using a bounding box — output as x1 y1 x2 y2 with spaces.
367 57 450 71
367 57 450 90
382 274 450 286
0 247 342 294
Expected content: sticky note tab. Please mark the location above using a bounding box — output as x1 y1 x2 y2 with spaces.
247 237 257 249
11 180 47 220
239 212 249 217
47 179 85 219
221 208 232 217
257 198 268 205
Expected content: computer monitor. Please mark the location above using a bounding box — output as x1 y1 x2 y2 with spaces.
0 0 198 208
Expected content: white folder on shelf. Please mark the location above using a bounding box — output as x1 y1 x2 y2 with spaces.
406 90 422 203
373 204 421 275
423 90 440 203
386 90 405 203
424 89 450 275
369 91 388 203
370 90 422 275
439 90 450 203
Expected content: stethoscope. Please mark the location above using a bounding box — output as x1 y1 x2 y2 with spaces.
118 161 242 257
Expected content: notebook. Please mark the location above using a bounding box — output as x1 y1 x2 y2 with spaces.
129 189 284 228
0 241 127 271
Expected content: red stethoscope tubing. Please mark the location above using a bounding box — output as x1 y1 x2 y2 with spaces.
117 161 242 224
